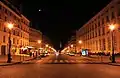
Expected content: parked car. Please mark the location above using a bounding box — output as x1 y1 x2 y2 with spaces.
69 53 75 56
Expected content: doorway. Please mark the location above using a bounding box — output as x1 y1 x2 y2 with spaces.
1 45 6 55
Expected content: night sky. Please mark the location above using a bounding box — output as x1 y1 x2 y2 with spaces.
11 0 112 50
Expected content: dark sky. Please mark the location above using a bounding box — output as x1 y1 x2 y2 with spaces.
12 0 112 50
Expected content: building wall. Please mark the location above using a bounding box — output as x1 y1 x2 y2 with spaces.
0 1 30 55
76 0 120 54
29 28 42 49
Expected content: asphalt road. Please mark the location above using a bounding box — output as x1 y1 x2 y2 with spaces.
0 54 120 78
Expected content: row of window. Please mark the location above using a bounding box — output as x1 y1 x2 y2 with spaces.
83 36 117 51
2 35 29 46
0 3 29 33
0 4 29 26
80 10 115 36
0 14 29 33
80 27 106 40
0 22 29 39
78 2 120 41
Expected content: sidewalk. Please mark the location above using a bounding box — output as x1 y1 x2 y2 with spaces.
73 55 120 66
88 55 120 66
0 55 35 66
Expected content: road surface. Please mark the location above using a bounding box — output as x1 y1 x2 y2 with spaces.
0 54 120 78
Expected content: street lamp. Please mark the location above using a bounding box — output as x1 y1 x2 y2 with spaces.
70 44 73 52
37 40 41 57
109 24 116 63
45 44 49 47
71 44 73 48
78 40 82 44
45 44 49 52
7 23 14 63
78 40 82 50
38 40 41 44
49 46 51 48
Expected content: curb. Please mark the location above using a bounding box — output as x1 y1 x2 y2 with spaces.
0 58 36 66
108 63 120 66
0 62 22 66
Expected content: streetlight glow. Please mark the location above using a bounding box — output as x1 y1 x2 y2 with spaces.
38 40 41 44
71 44 73 47
79 40 82 44
46 44 49 47
49 46 51 48
109 24 115 31
68 46 70 49
7 23 13 30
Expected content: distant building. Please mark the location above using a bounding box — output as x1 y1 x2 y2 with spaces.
63 35 76 53
29 28 42 50
76 0 120 54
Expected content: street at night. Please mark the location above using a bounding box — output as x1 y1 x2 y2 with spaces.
0 54 120 78
1 0 120 78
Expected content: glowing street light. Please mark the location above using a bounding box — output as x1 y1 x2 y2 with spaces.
38 40 41 44
71 44 73 48
45 44 49 47
49 46 51 48
109 24 115 31
78 40 82 44
7 23 14 63
68 46 70 49
7 23 13 30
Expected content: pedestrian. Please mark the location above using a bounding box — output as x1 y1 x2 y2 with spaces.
33 52 34 57
30 52 32 57
109 56 112 61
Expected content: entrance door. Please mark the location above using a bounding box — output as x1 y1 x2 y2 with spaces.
1 45 6 55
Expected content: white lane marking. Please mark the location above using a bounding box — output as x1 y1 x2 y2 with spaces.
48 60 52 63
36 60 43 63
65 60 69 63
54 60 58 63
60 60 63 63
70 60 75 63
77 60 82 63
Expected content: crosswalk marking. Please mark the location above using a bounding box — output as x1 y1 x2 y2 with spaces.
77 60 82 63
54 60 58 63
36 60 43 63
65 60 69 63
48 60 52 63
60 60 63 63
70 60 75 62
36 59 96 64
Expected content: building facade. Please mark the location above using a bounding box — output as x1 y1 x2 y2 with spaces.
76 0 120 54
29 28 42 51
0 1 29 55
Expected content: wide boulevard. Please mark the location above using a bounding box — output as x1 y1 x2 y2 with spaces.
0 54 120 78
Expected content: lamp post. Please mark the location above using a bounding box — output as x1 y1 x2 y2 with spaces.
70 44 73 52
45 44 49 52
37 40 41 57
78 40 82 56
78 40 82 51
7 23 13 63
109 24 116 63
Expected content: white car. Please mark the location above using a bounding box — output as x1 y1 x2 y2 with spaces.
69 53 75 56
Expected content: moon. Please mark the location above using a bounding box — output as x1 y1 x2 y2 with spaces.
39 9 41 12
